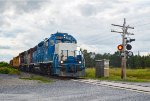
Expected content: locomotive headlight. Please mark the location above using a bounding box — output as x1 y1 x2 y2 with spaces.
79 61 81 64
60 61 63 64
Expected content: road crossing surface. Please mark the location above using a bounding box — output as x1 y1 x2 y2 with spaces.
73 79 150 94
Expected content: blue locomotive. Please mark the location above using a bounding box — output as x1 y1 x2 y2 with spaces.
13 32 85 77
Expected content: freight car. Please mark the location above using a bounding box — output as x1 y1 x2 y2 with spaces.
9 60 13 66
12 56 20 68
10 32 85 77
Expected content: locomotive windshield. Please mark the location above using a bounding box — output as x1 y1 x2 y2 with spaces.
55 35 76 44
60 50 82 61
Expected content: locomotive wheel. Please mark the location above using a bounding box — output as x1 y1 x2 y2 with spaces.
31 65 35 73
40 64 49 75
47 64 51 76
39 63 44 74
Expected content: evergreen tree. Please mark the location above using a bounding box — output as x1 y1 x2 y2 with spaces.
82 49 150 69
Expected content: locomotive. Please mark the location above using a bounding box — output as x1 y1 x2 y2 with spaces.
10 32 85 77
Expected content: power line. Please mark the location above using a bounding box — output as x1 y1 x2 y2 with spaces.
128 16 150 25
134 29 150 32
134 22 150 27
82 34 119 45
80 30 114 43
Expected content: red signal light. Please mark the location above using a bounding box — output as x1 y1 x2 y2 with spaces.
117 45 123 51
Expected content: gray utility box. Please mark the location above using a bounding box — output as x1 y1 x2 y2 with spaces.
95 59 109 78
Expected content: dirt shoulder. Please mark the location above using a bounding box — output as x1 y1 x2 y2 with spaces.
0 72 54 87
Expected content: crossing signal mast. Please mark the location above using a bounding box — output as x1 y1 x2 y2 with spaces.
111 18 135 80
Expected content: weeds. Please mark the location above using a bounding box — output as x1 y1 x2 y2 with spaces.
0 62 20 75
85 68 150 82
20 75 52 83
0 62 10 67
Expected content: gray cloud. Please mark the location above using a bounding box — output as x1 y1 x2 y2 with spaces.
78 2 112 16
78 0 127 17
0 0 150 62
0 1 6 13
0 0 49 14
13 0 44 14
0 45 11 49
79 4 97 16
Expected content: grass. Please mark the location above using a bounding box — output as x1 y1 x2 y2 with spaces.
0 62 20 75
0 62 10 67
85 68 150 82
0 67 20 75
0 62 52 83
20 75 53 83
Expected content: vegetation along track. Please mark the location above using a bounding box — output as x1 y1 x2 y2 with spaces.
20 71 84 81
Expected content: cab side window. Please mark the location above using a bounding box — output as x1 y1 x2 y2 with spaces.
45 41 48 47
50 40 54 46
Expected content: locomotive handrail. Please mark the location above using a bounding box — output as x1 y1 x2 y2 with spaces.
52 53 59 68
81 51 85 68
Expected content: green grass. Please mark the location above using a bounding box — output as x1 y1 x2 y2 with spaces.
0 62 10 67
20 75 52 83
85 68 150 82
0 67 20 74
85 68 95 78
0 62 20 75
0 62 51 83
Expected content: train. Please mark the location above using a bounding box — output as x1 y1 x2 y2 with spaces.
10 32 85 77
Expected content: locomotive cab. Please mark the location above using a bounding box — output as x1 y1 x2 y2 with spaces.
53 34 85 77
60 50 84 71
54 43 85 77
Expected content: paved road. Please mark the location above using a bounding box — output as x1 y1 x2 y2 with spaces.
0 74 150 101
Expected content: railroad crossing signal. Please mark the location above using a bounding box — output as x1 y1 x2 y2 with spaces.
117 45 123 51
111 18 135 80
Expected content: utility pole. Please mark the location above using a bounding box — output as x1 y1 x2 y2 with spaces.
111 18 134 80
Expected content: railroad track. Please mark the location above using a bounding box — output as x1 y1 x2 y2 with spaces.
73 79 150 94
20 72 150 94
20 71 83 80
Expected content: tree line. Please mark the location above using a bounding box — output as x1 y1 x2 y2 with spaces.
82 49 150 69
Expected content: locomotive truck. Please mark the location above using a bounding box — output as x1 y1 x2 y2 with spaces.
10 32 85 77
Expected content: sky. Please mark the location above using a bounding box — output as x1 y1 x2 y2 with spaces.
0 0 150 62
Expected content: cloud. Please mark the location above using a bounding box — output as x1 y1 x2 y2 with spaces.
0 53 13 62
0 45 11 49
0 0 47 13
0 0 150 62
79 3 97 16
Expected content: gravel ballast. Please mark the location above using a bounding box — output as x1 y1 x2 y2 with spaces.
0 74 149 101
